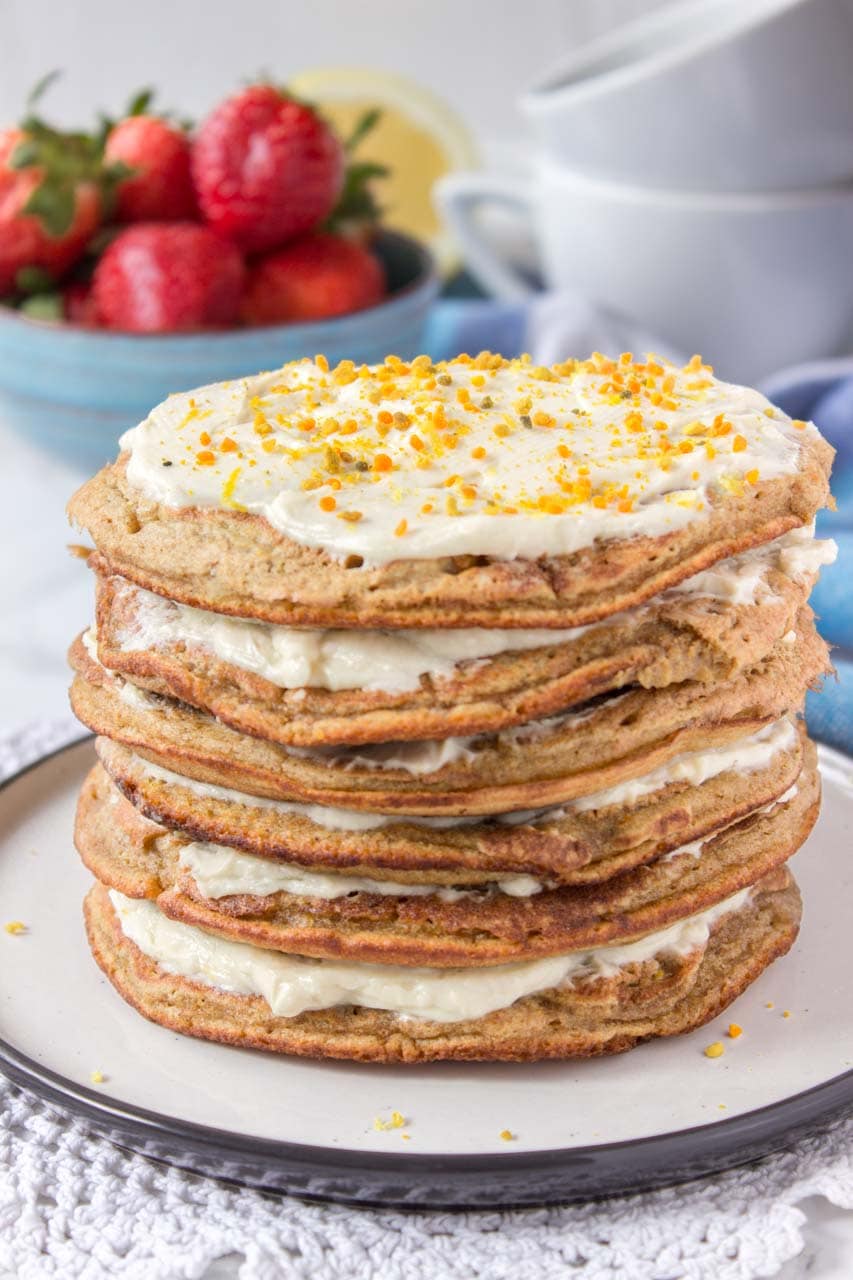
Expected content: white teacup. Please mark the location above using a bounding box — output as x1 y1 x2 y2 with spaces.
435 161 853 383
522 0 853 192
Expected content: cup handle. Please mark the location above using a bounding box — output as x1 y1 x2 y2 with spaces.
435 171 536 300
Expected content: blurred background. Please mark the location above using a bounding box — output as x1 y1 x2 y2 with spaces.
0 0 648 142
1 0 851 739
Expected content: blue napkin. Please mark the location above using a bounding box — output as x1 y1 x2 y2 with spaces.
423 300 852 753
764 372 853 754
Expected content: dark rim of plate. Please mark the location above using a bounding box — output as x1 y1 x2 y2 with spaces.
0 734 850 1210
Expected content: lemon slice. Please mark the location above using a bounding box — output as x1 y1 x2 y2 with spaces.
290 67 478 275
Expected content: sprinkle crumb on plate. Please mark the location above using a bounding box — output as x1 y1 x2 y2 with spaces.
499 1129 515 1142
373 1110 406 1132
90 1070 106 1085
4 921 26 935
704 1042 725 1059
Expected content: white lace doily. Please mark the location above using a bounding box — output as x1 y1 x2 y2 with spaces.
1 719 851 1280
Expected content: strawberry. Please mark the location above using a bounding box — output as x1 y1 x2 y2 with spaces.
0 125 103 295
92 222 244 331
241 232 385 325
192 85 343 252
62 279 99 325
106 114 196 222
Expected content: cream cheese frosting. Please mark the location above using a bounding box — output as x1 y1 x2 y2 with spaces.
114 583 586 693
131 714 796 829
177 841 542 901
110 887 751 1022
118 352 818 566
110 527 835 692
564 715 797 813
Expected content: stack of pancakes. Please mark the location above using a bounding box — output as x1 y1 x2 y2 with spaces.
67 351 835 1062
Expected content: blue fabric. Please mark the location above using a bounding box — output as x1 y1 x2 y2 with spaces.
423 298 853 753
767 374 853 753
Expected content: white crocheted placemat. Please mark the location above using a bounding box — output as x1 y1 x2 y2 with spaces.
1 718 851 1280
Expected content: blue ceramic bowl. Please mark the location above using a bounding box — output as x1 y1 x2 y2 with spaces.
0 230 438 470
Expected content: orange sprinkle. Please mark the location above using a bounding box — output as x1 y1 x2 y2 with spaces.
745 468 759 485
409 435 425 452
793 419 808 430
728 1023 743 1039
377 410 393 425
557 444 572 459
732 434 747 452
395 519 408 537
471 445 486 460
373 453 393 472
220 437 238 453
421 502 434 514
199 431 212 446
196 450 215 466
315 353 329 371
461 485 477 500
319 495 337 512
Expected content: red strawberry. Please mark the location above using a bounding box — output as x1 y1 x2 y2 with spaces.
192 85 343 253
241 233 385 325
63 279 99 325
105 115 196 222
92 222 244 332
0 126 102 294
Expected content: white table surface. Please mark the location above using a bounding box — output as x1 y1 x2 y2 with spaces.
0 418 850 1279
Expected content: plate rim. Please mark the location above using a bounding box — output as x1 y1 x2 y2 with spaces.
2 733 851 1207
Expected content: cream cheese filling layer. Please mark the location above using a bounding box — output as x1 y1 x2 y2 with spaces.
177 841 543 901
177 769 801 902
132 715 797 829
118 354 817 565
111 527 835 693
110 887 751 1023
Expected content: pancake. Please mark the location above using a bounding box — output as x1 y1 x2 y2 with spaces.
91 527 829 747
97 724 809 887
76 758 817 966
83 870 802 1062
67 353 834 631
74 458 831 633
68 612 830 815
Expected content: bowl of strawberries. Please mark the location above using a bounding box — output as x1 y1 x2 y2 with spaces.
0 78 438 467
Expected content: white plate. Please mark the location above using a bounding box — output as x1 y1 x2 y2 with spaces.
1 737 851 1208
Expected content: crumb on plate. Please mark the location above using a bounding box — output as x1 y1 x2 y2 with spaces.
373 1110 406 1132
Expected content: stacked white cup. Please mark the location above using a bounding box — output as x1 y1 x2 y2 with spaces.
436 0 853 382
